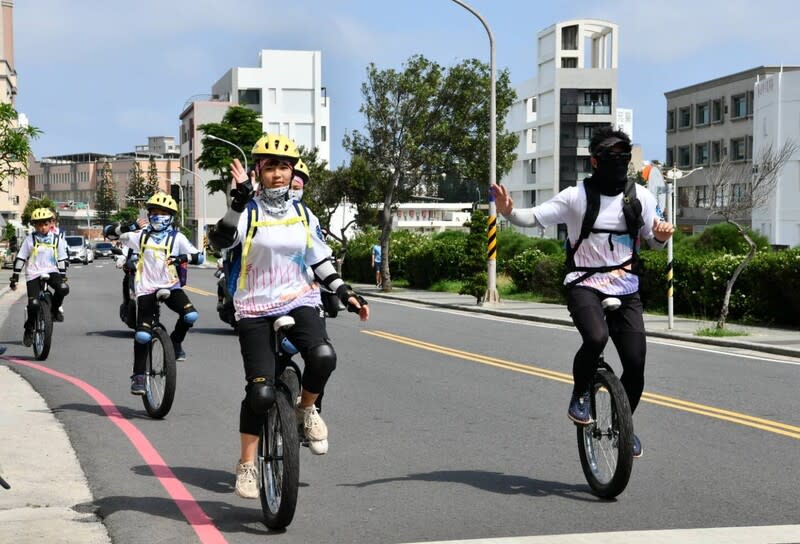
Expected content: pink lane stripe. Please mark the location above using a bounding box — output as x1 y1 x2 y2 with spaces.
6 357 228 544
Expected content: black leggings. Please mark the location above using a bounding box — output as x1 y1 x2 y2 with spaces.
133 289 195 374
237 305 335 435
25 274 68 329
567 287 647 413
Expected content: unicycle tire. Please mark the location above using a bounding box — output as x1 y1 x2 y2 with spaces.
576 368 634 498
33 298 53 361
259 386 300 529
142 327 177 419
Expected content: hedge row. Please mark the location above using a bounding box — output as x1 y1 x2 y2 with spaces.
342 227 800 328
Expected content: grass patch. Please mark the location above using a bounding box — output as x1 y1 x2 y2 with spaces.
695 327 749 337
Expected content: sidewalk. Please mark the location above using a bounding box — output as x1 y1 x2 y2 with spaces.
355 284 800 359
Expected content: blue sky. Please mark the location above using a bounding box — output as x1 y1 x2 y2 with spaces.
14 0 799 169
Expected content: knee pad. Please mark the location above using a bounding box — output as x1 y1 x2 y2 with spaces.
135 328 153 344
28 298 41 311
56 282 70 297
182 310 199 325
306 343 337 375
247 379 276 414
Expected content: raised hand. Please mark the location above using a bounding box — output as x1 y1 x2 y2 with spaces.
652 217 675 242
491 183 513 216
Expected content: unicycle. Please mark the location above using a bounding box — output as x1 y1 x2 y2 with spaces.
141 288 177 419
576 296 634 498
258 315 300 529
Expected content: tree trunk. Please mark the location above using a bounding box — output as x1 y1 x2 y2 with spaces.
717 221 756 329
380 187 395 292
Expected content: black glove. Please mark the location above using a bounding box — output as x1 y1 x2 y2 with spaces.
230 178 254 212
9 272 18 290
169 254 189 265
336 284 368 314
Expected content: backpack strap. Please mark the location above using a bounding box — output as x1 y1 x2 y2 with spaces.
621 179 644 239
292 200 313 248
237 200 260 290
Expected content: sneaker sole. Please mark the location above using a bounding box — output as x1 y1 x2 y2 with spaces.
234 489 260 499
130 390 146 396
567 413 594 426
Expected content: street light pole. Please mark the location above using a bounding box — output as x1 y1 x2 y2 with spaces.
450 0 499 303
206 134 248 172
663 165 702 329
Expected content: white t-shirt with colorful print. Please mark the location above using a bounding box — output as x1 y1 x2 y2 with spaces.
119 228 199 297
16 232 68 280
231 199 332 320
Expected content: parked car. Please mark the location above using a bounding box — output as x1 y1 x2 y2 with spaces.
93 241 115 258
64 235 94 264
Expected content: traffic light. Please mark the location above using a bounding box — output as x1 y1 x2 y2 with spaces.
170 184 181 203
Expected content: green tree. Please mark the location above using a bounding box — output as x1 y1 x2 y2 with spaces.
146 156 160 196
0 103 42 192
110 206 139 226
459 209 489 303
343 54 517 291
196 106 263 199
126 161 149 208
22 197 56 226
95 160 117 223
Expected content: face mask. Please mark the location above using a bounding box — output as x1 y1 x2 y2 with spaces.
149 214 173 232
288 188 304 201
259 185 290 213
593 153 631 196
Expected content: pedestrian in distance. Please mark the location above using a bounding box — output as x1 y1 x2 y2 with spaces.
9 208 70 346
104 192 205 394
492 125 674 458
207 133 369 500
371 243 382 288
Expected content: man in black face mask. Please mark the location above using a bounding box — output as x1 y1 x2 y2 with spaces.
491 125 674 459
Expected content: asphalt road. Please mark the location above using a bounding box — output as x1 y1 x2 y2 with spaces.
2 260 799 544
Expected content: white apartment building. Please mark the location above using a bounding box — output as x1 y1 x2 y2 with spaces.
211 49 331 164
499 19 619 239
752 70 800 247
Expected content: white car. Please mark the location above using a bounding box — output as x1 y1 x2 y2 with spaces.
64 235 94 264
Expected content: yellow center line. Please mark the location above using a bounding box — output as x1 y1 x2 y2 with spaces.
184 285 216 297
364 329 800 440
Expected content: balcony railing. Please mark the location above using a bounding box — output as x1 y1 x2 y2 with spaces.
578 104 611 115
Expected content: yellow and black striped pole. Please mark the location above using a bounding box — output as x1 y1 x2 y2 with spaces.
484 189 500 303
665 175 674 329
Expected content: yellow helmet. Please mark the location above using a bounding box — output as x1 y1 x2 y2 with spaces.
294 158 310 183
31 207 55 222
251 133 300 165
146 192 178 214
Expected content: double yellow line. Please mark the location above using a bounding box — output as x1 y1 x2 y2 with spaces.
365 330 800 440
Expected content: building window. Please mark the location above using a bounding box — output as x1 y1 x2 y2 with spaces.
678 106 692 129
561 25 578 50
678 145 692 168
530 160 536 174
731 94 747 119
678 186 690 207
530 97 537 112
731 137 746 161
733 183 747 202
746 135 753 159
321 126 327 142
711 140 722 164
667 110 676 131
666 147 675 167
695 185 708 207
712 99 723 123
580 91 611 114
238 89 261 106
696 102 710 126
530 128 537 144
561 57 578 68
695 143 709 165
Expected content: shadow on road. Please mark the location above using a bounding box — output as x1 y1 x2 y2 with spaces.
86 329 133 339
190 326 237 336
343 469 599 502
53 402 161 421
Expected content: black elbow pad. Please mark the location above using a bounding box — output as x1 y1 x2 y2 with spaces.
207 223 237 250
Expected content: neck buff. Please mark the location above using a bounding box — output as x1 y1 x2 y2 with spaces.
259 185 291 214
592 157 629 196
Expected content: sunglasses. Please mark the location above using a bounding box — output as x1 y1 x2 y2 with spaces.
597 151 632 161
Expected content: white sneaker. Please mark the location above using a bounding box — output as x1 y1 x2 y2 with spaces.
296 404 328 455
234 461 259 499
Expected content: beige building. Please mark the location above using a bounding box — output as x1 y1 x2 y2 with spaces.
0 0 29 231
27 138 180 235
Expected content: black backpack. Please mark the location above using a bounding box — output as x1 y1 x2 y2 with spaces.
564 178 644 288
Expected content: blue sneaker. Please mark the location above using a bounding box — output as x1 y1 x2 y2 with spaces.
568 391 593 425
632 434 643 458
130 374 146 395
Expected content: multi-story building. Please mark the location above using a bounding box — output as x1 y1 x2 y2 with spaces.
752 70 800 247
27 138 180 235
178 49 331 247
0 0 29 233
499 19 619 239
664 66 800 237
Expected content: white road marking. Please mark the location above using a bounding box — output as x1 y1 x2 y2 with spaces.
398 524 800 544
